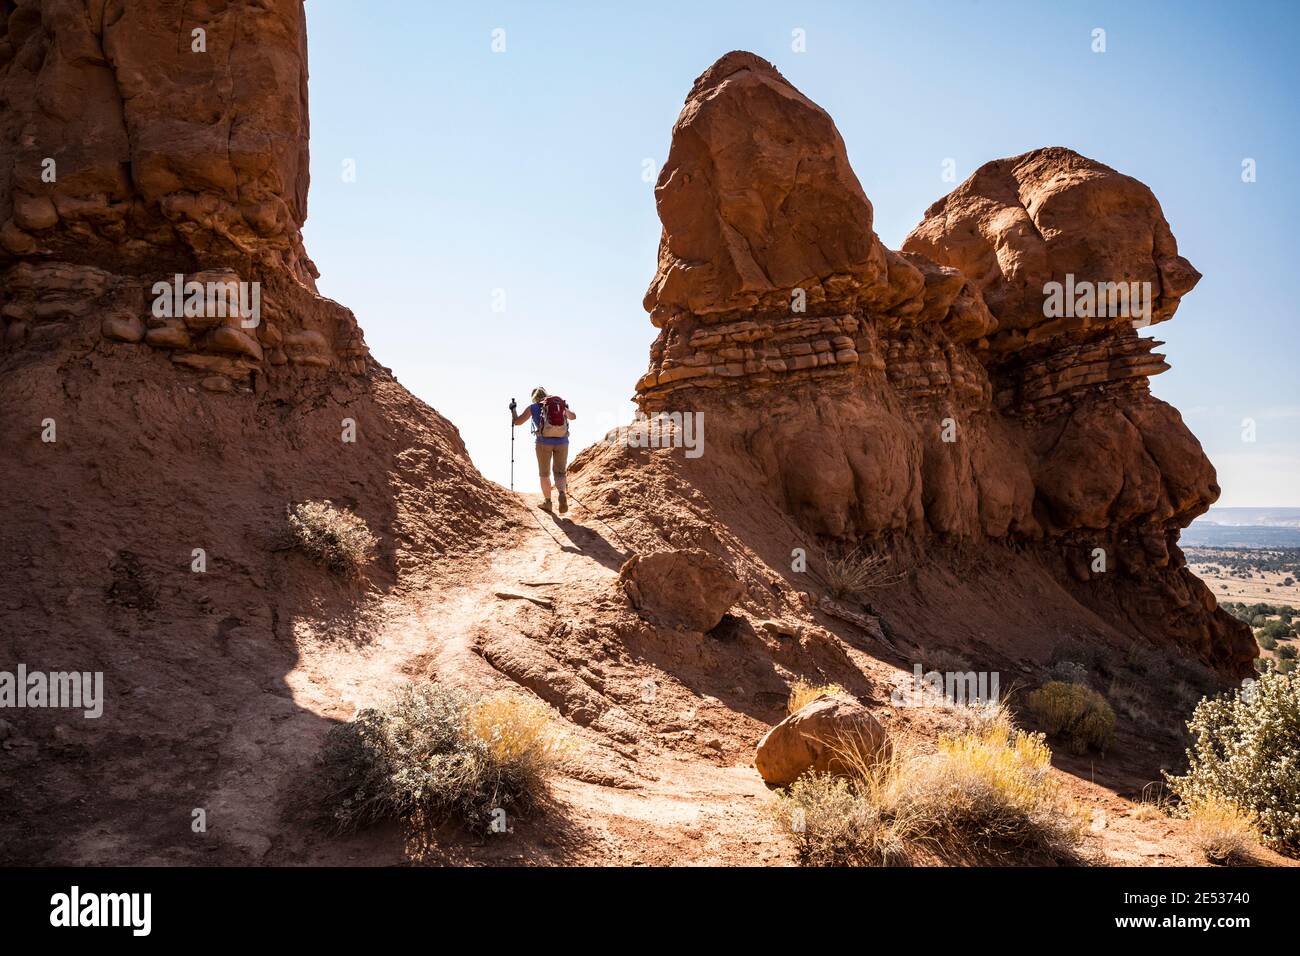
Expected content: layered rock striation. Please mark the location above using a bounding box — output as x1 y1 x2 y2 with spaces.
635 52 1252 674
0 0 366 389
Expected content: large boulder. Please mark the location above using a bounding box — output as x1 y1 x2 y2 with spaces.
904 147 1201 339
618 548 743 632
754 696 891 787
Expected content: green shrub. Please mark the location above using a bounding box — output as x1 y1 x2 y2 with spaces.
319 682 568 832
1024 681 1116 755
1278 643 1298 660
286 500 377 574
1258 620 1292 643
1164 671 1300 855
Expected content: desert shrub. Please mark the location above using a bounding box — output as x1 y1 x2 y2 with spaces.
770 772 909 866
319 682 567 832
899 710 1084 862
1050 659 1090 685
1258 620 1292 643
286 500 376 574
1106 679 1153 727
1185 795 1258 865
823 548 904 600
1278 643 1298 660
1258 632 1278 651
1053 636 1116 680
925 649 972 675
772 706 1084 865
1164 670 1300 855
1024 681 1116 755
787 679 845 714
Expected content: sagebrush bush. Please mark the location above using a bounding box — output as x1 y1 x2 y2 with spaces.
286 500 377 574
770 772 908 866
319 682 567 832
1024 681 1116 754
787 679 845 714
772 706 1084 865
1050 659 1090 685
925 650 972 675
1165 670 1300 855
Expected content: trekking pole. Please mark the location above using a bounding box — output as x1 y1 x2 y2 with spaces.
509 397 517 492
565 489 635 556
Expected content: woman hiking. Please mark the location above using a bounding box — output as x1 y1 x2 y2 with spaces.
512 386 577 513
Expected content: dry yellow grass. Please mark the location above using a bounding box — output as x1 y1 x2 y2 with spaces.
823 548 905 600
774 705 1085 865
1186 795 1258 864
469 691 572 769
787 679 845 714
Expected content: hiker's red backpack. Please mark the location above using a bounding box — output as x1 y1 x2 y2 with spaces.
538 395 569 439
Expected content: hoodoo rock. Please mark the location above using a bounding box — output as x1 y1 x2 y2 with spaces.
0 0 368 380
630 52 1253 676
904 148 1202 338
0 1 513 863
645 52 891 322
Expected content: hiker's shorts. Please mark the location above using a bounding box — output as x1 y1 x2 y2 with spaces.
535 443 568 483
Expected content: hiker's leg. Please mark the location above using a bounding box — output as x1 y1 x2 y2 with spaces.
553 445 569 493
553 445 569 513
535 444 553 499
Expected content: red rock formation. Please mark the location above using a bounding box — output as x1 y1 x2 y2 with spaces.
0 2 513 862
634 52 1253 675
0 0 366 385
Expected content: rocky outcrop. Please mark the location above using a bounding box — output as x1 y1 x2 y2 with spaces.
633 51 1253 676
754 695 890 787
619 548 744 632
0 4 513 864
0 0 367 391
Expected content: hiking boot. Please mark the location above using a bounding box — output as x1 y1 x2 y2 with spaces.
539 498 553 513
557 492 568 514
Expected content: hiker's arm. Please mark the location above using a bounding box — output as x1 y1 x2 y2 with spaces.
566 409 577 420
512 410 532 426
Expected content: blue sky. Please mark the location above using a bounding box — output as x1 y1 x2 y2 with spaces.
302 0 1298 505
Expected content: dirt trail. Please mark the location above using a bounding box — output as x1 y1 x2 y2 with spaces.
235 489 794 865
189 487 1292 868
